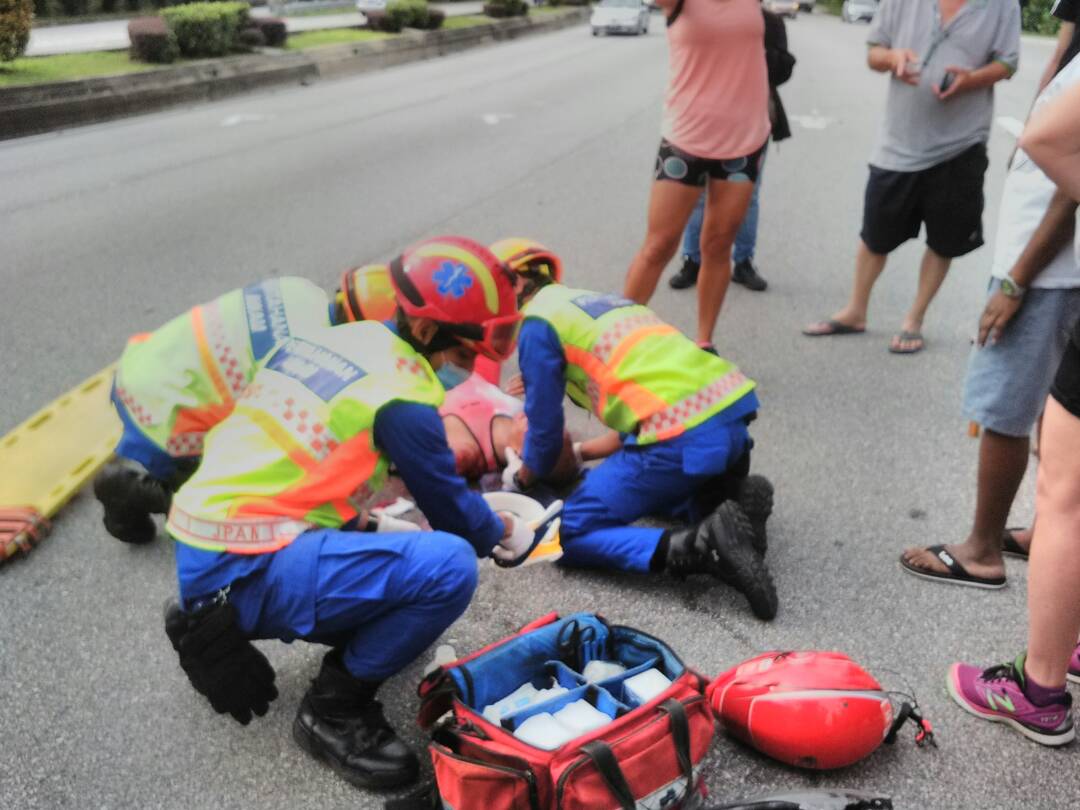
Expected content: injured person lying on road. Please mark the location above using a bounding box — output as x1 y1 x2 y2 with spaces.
439 373 585 486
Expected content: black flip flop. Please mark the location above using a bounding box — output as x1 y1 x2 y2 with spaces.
899 544 1006 589
802 319 866 337
889 330 925 354
1002 527 1030 560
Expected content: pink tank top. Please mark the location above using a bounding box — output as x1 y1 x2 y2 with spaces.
662 0 771 160
439 374 524 472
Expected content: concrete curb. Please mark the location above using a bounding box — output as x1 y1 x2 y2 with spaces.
1 8 589 140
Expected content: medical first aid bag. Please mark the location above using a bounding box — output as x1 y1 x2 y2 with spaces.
415 613 714 810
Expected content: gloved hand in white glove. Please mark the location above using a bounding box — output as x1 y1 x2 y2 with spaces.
501 447 526 491
492 513 535 564
367 510 423 533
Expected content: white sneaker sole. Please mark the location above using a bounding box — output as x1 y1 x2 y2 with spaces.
946 671 1075 747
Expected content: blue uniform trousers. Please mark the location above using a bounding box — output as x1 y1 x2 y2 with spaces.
558 415 750 574
176 529 478 681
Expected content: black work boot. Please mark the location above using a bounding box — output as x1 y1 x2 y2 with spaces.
293 649 420 790
93 461 173 545
666 502 778 620
669 256 700 289
736 474 774 555
732 259 768 291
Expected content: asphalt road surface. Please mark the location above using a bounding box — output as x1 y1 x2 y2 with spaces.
1 12 1073 809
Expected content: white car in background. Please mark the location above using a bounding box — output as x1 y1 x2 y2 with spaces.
591 0 651 36
841 0 878 22
356 0 387 11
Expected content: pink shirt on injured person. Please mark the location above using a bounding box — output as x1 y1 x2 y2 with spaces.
662 0 770 160
439 374 523 472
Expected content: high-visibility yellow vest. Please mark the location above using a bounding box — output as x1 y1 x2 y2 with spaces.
166 322 444 554
114 277 331 457
522 285 755 443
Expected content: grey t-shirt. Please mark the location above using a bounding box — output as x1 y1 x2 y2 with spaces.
867 0 1020 172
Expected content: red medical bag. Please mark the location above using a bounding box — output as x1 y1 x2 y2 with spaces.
415 612 715 810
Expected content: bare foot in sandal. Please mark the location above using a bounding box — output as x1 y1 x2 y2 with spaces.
802 307 866 337
1002 525 1033 559
900 542 1007 587
889 330 925 354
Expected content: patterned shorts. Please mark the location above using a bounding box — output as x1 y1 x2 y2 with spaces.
654 138 767 186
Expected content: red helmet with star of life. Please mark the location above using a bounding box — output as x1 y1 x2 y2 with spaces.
707 651 897 770
389 236 521 361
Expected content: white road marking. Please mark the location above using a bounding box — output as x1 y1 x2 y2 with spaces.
996 116 1025 138
789 110 833 130
481 113 515 125
221 113 273 127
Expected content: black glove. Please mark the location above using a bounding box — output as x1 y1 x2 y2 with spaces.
163 598 278 725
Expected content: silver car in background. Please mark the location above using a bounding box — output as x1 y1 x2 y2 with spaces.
841 0 878 23
591 0 651 36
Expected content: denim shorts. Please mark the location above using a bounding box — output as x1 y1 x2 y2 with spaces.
963 280 1080 437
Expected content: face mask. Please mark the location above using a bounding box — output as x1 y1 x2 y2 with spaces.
436 361 471 391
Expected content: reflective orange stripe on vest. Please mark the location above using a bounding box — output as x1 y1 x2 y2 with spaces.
166 431 206 457
563 345 669 421
233 430 380 525
637 368 751 443
591 311 669 364
190 305 233 403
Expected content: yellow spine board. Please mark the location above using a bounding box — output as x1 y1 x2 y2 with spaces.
0 365 122 521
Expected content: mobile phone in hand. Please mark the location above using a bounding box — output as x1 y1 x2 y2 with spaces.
939 71 956 93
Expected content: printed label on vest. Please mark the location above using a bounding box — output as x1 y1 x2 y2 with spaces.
169 506 311 550
265 338 366 401
244 280 292 361
572 293 636 319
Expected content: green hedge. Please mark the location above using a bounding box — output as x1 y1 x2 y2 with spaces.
0 0 33 62
483 0 527 18
385 0 444 29
162 0 248 57
365 8 401 31
1023 0 1062 34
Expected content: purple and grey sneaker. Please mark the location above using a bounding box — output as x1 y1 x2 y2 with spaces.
1069 643 1080 686
947 654 1074 746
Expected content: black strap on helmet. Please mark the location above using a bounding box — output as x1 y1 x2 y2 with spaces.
389 256 425 308
340 269 364 322
884 701 936 748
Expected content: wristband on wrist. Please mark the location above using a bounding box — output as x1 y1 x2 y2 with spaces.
572 441 584 467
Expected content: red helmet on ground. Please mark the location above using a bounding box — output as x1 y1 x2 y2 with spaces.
390 236 521 361
708 651 895 770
